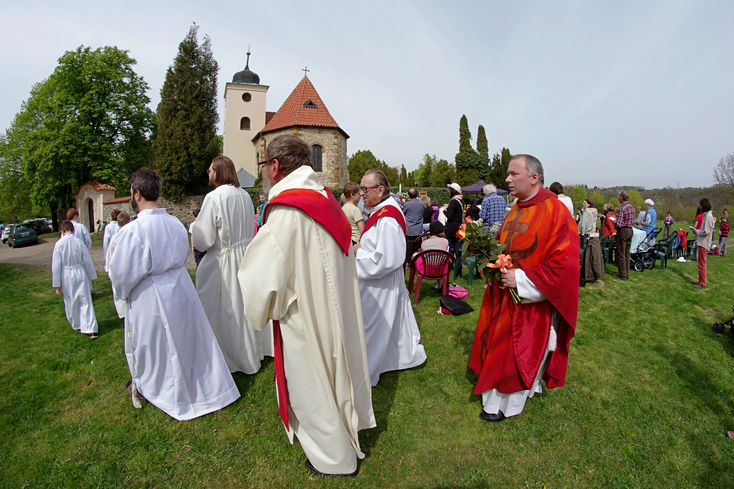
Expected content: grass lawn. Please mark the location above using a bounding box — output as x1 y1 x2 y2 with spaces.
1 241 734 488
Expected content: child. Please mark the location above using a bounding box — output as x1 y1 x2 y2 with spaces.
719 216 728 257
52 220 98 339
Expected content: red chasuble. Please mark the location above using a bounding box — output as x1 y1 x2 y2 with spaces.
362 203 406 237
469 187 579 395
262 187 353 429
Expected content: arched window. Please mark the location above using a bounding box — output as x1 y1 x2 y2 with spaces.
240 117 250 130
242 92 252 102
312 144 322 172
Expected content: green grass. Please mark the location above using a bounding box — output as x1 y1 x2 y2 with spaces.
1 246 734 488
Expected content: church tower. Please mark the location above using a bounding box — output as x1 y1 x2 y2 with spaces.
223 51 268 180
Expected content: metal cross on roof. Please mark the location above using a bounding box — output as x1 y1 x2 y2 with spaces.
302 66 310 76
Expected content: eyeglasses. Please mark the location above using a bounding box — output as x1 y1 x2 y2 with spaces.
359 185 381 193
258 159 270 169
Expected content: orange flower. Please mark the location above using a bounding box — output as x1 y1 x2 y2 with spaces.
459 223 466 231
465 216 472 223
456 229 466 239
487 253 513 273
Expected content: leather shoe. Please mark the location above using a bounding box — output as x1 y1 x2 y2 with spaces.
305 459 358 477
693 283 705 289
480 410 506 422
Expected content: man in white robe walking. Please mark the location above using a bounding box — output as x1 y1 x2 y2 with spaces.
355 169 427 387
108 167 239 421
192 156 272 374
52 220 98 339
238 135 375 476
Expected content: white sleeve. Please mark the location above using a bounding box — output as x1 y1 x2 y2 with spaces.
515 269 546 303
191 193 219 252
52 243 62 288
355 219 406 280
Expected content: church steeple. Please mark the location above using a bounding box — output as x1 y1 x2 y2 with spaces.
232 49 260 84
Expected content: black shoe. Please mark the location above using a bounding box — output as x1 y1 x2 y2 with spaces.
480 410 506 422
305 459 359 477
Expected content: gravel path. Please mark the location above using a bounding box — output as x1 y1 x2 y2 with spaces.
0 236 196 270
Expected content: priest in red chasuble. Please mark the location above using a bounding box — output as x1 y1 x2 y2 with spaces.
469 154 579 422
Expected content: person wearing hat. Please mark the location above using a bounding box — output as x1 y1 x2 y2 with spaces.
445 182 465 276
641 198 657 237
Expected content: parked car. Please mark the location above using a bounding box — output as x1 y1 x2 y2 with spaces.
22 218 52 235
6 224 38 248
1 224 12 243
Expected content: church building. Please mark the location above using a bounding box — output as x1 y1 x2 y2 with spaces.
222 53 350 188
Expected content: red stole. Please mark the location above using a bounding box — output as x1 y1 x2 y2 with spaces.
262 186 353 430
469 187 579 394
362 203 406 237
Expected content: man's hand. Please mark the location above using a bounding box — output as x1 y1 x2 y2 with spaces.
500 269 516 289
55 287 60 296
353 242 361 253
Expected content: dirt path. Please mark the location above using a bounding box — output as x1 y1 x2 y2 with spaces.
0 236 196 270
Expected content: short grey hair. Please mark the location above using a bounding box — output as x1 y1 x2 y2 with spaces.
482 183 497 196
512 154 544 186
363 168 391 203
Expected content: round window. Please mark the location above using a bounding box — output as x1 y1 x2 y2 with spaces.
242 92 252 102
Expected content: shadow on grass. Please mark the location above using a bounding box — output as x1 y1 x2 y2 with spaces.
653 343 734 487
359 370 399 456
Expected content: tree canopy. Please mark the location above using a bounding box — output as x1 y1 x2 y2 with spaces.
153 24 219 201
2 46 154 223
347 149 399 186
714 153 734 186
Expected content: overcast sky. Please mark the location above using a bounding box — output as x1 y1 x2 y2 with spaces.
2 1 732 189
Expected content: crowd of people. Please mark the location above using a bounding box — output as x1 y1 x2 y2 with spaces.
49 134 726 475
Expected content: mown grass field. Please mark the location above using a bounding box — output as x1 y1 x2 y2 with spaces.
1 238 734 488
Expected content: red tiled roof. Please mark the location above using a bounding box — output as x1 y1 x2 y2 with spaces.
104 196 131 204
265 111 276 124
76 180 116 195
257 77 348 138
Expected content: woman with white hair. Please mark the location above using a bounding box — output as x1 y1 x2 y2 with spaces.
479 183 506 232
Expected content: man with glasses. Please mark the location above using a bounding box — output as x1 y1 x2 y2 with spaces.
238 135 374 476
354 169 427 387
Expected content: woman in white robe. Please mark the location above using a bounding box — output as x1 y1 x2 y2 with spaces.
355 197 427 386
52 222 98 336
192 157 272 374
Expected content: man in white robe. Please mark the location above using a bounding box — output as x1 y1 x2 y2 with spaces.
52 220 98 338
67 208 92 250
238 135 375 476
108 167 239 421
102 209 121 269
355 169 427 387
192 156 271 374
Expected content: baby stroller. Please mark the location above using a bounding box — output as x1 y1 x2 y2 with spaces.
713 305 734 336
630 227 661 272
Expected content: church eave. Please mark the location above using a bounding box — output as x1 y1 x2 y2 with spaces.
252 124 349 143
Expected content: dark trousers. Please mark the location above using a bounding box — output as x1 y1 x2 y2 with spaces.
616 226 633 279
406 235 420 264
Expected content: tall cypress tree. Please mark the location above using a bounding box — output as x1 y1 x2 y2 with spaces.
455 114 481 184
476 124 489 179
153 24 219 201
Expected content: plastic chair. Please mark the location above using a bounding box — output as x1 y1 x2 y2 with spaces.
408 250 455 305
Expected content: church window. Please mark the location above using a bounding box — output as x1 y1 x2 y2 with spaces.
240 117 250 130
303 99 318 108
242 92 252 102
312 144 322 172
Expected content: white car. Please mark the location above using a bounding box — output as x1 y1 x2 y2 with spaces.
1 224 12 243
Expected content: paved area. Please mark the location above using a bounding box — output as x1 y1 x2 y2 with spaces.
0 236 196 270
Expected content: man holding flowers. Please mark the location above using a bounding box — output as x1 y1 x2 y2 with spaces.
469 154 579 422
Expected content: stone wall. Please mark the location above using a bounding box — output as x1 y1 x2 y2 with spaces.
253 127 349 188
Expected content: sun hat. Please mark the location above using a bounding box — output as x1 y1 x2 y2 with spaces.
644 198 654 206
447 183 462 193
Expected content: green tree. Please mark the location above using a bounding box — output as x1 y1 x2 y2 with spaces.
17 46 153 224
627 188 644 209
571 184 587 209
399 164 409 186
429 159 456 187
486 147 512 189
153 24 219 201
455 115 481 175
347 149 398 186
476 124 489 179
414 154 437 187
590 189 604 208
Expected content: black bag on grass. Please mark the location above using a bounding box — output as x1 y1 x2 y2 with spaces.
439 295 474 315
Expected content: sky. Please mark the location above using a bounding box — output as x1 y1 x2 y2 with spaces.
2 0 733 189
